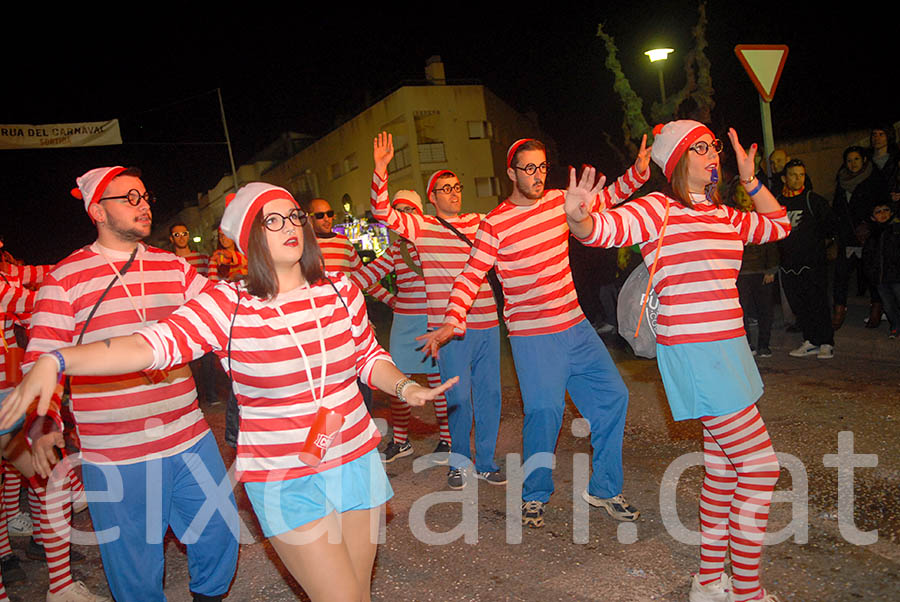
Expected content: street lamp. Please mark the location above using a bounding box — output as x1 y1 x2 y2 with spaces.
644 48 674 103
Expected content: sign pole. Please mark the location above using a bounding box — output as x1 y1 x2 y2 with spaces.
759 97 774 168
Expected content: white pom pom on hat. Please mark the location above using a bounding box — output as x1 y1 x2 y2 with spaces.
220 183 297 254
71 166 127 212
650 120 714 181
392 190 423 215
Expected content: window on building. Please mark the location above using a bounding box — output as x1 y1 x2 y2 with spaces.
388 146 411 173
467 121 493 139
329 162 341 181
343 153 358 173
419 142 446 164
474 177 501 198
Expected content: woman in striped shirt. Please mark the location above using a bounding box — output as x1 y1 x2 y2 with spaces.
567 123 790 602
3 183 456 602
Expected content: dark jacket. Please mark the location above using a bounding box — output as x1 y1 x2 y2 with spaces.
863 217 900 285
833 166 888 246
778 190 835 270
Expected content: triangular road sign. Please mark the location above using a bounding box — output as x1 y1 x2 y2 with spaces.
734 45 789 102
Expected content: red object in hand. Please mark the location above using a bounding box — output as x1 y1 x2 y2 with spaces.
4 347 24 385
298 407 345 467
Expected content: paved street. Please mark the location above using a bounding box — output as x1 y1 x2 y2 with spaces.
4 295 898 601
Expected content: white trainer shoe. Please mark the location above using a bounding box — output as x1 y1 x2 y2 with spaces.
7 510 32 537
789 340 819 357
689 573 730 602
817 344 834 359
46 580 111 602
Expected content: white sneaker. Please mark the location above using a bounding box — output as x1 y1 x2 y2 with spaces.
789 340 819 357
690 573 730 602
46 580 111 602
817 344 834 359
7 510 32 537
727 588 782 602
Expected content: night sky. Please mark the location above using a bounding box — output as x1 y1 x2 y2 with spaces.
2 6 896 264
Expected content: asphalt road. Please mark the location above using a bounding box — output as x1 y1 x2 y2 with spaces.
4 295 898 601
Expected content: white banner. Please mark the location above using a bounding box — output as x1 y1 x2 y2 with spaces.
0 120 122 149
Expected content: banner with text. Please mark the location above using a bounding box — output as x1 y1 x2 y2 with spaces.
0 120 122 149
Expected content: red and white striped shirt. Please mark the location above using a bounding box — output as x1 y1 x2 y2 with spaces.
370 171 499 331
138 273 388 482
578 192 791 345
316 233 393 306
445 165 648 337
179 251 209 277
351 239 426 315
208 248 247 283
24 242 211 464
0 276 37 392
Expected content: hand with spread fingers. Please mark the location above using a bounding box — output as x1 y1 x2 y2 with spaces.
415 323 456 360
373 131 394 176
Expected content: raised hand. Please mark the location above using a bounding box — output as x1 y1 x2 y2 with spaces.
635 134 652 176
373 131 394 175
401 376 460 407
565 165 606 222
727 127 757 182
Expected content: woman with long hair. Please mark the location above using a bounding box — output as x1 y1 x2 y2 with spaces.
1 183 456 602
566 122 790 602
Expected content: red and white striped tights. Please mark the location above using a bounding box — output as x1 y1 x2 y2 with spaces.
698 404 780 602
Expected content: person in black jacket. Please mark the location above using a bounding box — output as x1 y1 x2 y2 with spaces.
777 160 837 358
862 201 900 337
831 146 888 329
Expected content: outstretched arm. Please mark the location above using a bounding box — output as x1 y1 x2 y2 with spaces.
369 359 458 407
0 334 153 429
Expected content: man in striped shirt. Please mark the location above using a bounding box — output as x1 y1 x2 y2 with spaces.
24 166 238 602
371 132 504 490
169 223 209 277
422 138 650 528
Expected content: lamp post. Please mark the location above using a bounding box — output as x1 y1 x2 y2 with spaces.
644 48 674 104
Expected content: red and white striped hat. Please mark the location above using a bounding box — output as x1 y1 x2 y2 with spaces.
392 190 423 215
650 120 714 181
220 183 297 254
71 166 127 212
425 170 457 199
506 139 535 168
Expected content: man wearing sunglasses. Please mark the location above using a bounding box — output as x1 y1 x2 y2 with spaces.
307 197 393 414
169 223 209 277
371 132 505 491
421 137 651 529
21 166 238 602
307 197 393 304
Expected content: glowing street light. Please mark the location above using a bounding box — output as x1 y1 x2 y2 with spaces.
644 48 674 103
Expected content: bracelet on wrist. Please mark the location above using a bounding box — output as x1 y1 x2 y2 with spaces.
394 378 417 403
745 179 764 197
741 174 756 184
46 350 65 374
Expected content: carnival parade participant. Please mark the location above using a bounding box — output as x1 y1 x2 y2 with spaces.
371 132 505 491
6 166 238 602
565 123 789 602
349 190 451 463
2 183 456 602
419 136 649 528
